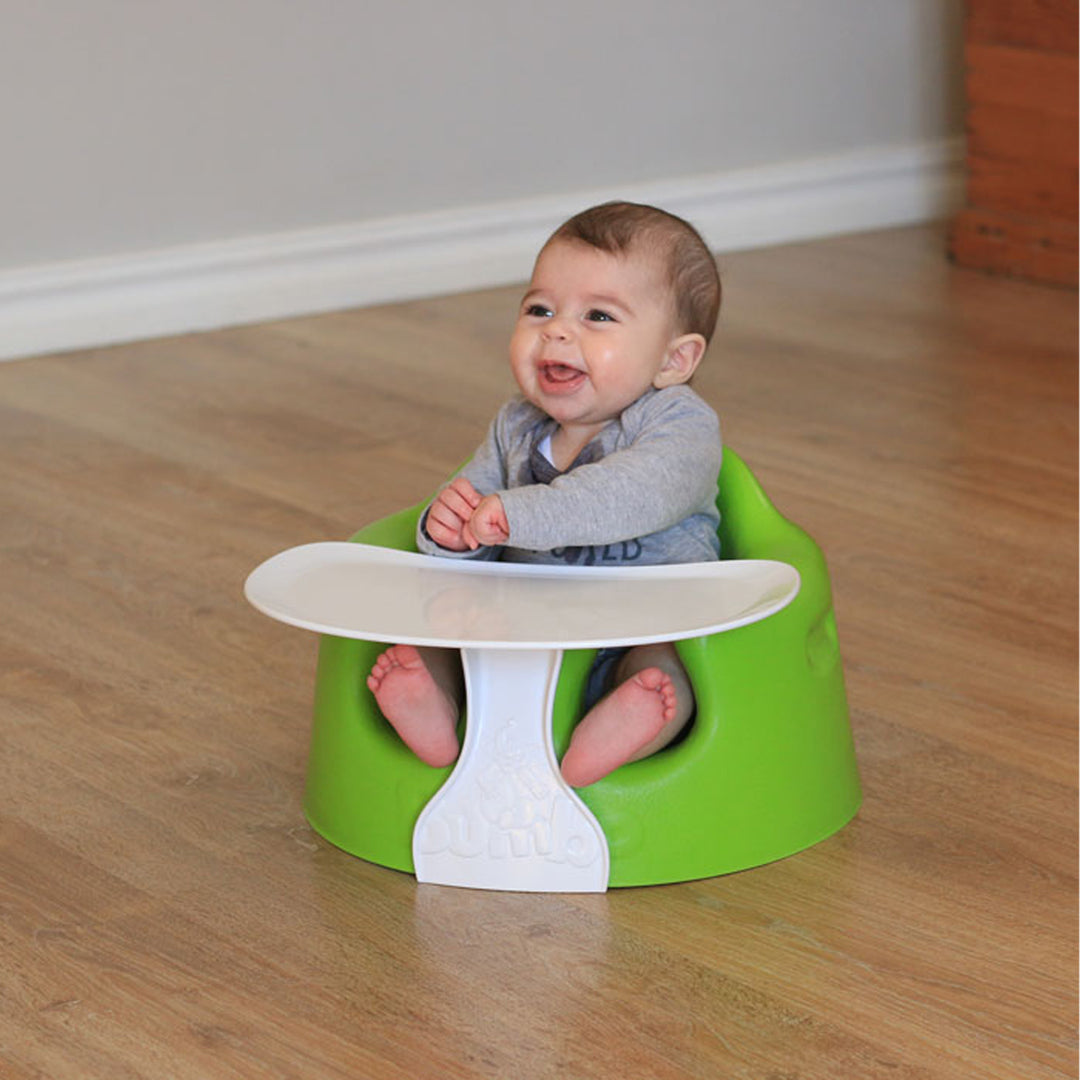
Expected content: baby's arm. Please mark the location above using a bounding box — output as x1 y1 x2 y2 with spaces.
497 393 721 550
416 405 515 558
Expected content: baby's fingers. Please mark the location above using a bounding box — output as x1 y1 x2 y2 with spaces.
427 500 471 547
436 480 480 522
428 499 465 531
467 495 510 547
460 520 480 551
426 509 468 551
446 477 482 509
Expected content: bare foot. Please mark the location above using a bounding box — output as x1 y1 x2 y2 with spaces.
560 667 679 788
366 645 460 767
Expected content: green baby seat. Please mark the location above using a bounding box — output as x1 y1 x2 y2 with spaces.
303 449 860 887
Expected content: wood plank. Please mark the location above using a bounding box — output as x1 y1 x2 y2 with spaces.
950 206 1079 284
968 0 1079 54
968 101 1078 168
0 225 1075 1079
965 42 1078 114
967 155 1078 220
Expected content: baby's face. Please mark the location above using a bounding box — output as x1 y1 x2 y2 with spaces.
509 240 686 437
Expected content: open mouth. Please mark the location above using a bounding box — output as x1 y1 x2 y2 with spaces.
538 361 586 392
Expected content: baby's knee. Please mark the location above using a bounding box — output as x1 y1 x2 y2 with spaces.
618 643 687 686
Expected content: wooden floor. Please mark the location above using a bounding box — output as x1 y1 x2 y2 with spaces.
0 226 1075 1079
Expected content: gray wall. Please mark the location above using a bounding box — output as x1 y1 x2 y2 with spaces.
1 1 963 272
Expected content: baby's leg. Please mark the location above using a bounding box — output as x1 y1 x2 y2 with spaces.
560 643 694 788
366 645 463 767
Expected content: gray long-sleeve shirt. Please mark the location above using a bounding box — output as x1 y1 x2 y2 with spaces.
416 385 722 567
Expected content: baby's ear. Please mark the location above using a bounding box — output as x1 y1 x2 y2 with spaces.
654 333 707 388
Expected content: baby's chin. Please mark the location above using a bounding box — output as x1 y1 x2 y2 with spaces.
534 403 623 435
516 377 632 428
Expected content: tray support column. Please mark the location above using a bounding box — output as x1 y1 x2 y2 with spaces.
412 647 610 892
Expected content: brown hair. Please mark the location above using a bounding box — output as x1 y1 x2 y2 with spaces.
545 201 722 343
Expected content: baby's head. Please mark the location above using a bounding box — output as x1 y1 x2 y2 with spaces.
510 202 720 435
543 201 721 346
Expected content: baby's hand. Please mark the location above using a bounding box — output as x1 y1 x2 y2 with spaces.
427 477 482 551
464 494 509 549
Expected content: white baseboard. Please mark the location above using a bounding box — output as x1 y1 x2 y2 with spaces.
0 138 962 363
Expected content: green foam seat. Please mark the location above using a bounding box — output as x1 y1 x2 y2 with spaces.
302 448 861 887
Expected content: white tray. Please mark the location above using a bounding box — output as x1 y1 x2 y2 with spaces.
244 542 800 650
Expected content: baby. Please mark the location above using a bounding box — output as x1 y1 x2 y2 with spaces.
367 201 723 787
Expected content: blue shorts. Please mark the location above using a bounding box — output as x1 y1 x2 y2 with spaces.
582 647 631 713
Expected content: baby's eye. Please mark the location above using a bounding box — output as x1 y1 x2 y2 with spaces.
585 309 615 322
525 303 553 318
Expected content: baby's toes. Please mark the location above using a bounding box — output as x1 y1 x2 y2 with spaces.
636 667 666 693
662 686 678 722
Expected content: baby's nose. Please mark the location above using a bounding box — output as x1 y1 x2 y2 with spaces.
541 318 573 341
